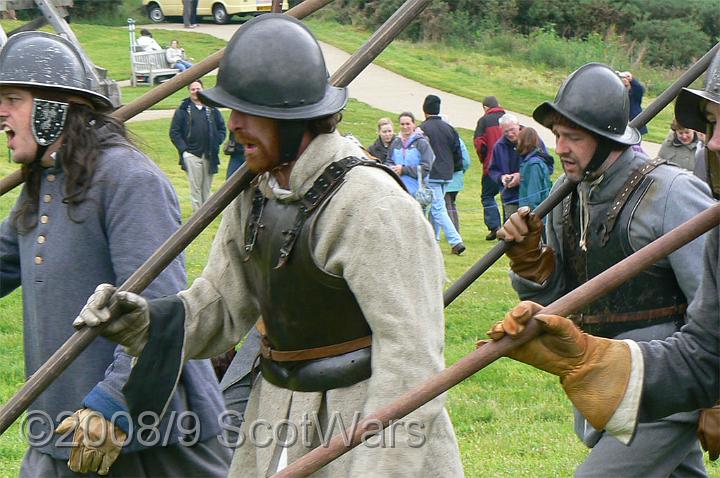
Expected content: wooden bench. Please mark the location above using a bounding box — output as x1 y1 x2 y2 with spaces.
130 50 178 87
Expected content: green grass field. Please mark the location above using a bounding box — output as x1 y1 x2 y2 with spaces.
0 15 717 478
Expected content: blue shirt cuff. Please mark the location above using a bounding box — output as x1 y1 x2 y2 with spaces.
82 387 130 434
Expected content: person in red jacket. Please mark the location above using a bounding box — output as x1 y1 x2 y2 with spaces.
473 96 506 240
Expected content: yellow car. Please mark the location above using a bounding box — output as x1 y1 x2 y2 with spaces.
142 0 289 25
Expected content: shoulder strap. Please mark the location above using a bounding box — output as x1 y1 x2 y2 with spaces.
275 156 401 268
602 156 668 246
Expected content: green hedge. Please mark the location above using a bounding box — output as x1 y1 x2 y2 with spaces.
321 0 718 68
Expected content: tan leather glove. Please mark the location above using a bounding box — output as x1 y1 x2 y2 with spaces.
54 408 127 475
496 207 555 284
74 284 150 356
698 404 720 461
479 301 632 430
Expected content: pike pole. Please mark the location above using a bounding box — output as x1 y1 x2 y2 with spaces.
0 0 335 197
442 40 720 307
275 202 720 478
0 0 436 436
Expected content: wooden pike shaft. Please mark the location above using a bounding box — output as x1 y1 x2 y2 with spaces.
275 203 720 478
0 0 435 436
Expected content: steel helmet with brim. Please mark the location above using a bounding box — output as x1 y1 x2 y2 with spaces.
200 14 348 164
533 63 641 177
0 32 112 150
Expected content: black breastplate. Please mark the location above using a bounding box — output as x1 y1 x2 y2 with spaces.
562 160 687 338
242 157 402 391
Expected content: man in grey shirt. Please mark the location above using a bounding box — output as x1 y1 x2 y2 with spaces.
486 50 720 467
494 63 714 477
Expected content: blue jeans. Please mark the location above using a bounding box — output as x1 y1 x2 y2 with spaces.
428 180 462 246
481 174 501 231
174 60 193 72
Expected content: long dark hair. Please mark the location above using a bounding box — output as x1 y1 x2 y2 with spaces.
14 103 130 232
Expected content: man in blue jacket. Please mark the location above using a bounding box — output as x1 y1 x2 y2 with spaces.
170 79 226 212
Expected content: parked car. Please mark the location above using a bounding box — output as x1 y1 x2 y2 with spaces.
142 0 289 25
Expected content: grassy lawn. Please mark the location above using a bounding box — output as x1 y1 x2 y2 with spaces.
0 15 718 478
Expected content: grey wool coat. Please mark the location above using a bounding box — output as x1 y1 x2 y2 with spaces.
510 147 715 476
0 137 225 460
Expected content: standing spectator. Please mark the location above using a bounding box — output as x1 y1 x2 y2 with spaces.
516 127 553 209
183 0 197 28
619 71 648 135
0 32 229 477
658 118 702 172
368 117 395 161
386 111 434 196
135 28 162 52
420 95 465 255
473 96 505 240
444 123 471 232
489 113 522 221
191 0 199 25
489 113 549 222
223 131 246 178
170 79 226 212
436 113 471 234
166 39 193 71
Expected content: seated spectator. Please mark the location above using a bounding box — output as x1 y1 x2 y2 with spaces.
368 117 395 161
658 118 702 171
516 127 553 210
136 28 162 52
166 39 193 72
385 111 434 196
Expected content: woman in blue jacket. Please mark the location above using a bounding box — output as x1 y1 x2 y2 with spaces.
517 127 553 210
384 112 434 196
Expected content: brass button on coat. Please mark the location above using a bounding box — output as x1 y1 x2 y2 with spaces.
40 215 49 224
34 256 43 265
43 194 52 203
37 235 46 244
47 174 56 182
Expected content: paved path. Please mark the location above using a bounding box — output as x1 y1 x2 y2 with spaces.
142 22 660 157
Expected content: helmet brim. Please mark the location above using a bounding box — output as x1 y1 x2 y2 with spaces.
675 87 719 133
0 80 113 111
533 101 641 146
199 83 348 121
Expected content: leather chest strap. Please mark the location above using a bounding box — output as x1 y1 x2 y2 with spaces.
256 319 371 362
275 156 390 268
571 303 687 325
602 156 668 246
